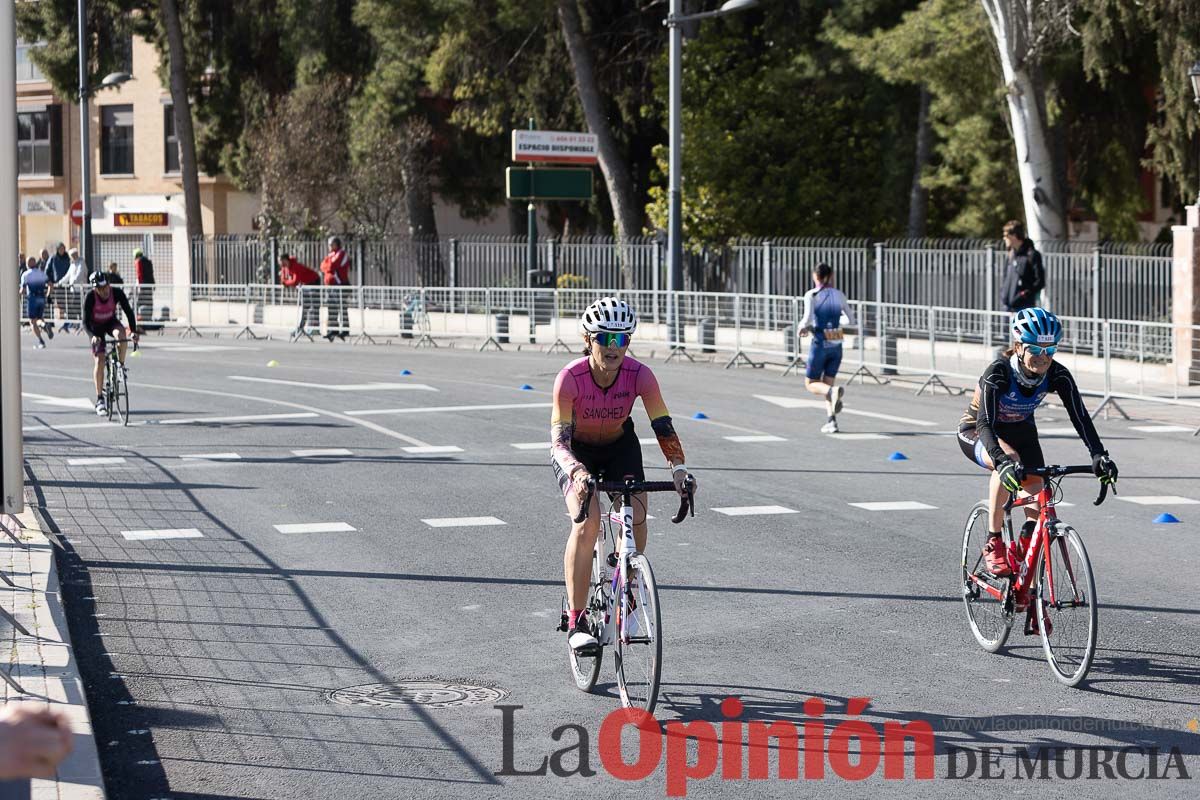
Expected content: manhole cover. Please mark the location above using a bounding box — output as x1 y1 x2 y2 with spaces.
327 680 508 708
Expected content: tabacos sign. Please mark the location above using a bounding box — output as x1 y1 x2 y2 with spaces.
496 697 935 796
113 212 169 227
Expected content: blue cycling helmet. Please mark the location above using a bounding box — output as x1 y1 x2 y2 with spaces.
1011 307 1062 345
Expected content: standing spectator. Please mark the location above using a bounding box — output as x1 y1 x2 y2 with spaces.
58 247 87 332
37 248 50 270
319 236 351 341
105 261 124 284
279 253 320 337
1000 220 1045 313
132 247 156 318
45 242 71 333
18 252 25 277
19 257 52 348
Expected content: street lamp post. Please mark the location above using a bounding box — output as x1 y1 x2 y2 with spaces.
77 0 130 273
1189 61 1200 205
664 0 757 347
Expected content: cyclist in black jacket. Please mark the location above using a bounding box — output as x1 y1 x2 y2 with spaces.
82 272 138 416
958 308 1117 576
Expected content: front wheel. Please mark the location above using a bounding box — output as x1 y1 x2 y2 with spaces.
112 362 129 426
961 501 1013 653
615 554 662 712
1035 525 1098 687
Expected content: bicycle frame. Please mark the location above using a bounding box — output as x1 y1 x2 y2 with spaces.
597 494 639 647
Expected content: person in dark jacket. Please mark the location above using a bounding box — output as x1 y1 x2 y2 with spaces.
45 242 71 333
999 220 1045 312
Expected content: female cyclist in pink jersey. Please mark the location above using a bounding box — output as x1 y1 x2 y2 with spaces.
552 297 698 652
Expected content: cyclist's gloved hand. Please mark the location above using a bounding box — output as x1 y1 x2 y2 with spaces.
1092 452 1118 484
995 457 1023 494
571 469 594 502
672 467 697 497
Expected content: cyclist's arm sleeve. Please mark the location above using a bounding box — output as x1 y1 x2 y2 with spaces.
550 369 585 479
975 362 1008 466
637 367 685 467
838 290 857 328
1050 364 1105 456
115 289 137 327
82 292 97 337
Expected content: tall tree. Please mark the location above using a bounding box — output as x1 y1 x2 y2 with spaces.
556 0 641 286
160 0 204 237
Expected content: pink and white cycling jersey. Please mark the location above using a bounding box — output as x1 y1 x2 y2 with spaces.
550 355 683 477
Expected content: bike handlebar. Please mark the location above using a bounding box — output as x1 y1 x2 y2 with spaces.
1002 464 1113 512
571 477 696 525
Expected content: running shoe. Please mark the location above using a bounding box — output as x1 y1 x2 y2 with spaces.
821 418 839 434
94 398 107 416
831 385 845 415
34 340 46 349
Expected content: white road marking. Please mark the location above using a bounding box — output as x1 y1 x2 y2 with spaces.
229 376 437 392
849 501 938 511
22 392 96 410
724 435 788 443
149 345 251 352
67 457 127 466
511 442 549 450
711 505 798 516
121 528 204 541
24 420 133 433
639 437 658 447
159 412 319 426
421 516 507 528
292 448 354 457
1116 496 1200 506
347 402 551 417
180 453 241 461
1130 425 1194 433
402 445 464 454
754 395 936 427
825 433 891 441
273 522 357 534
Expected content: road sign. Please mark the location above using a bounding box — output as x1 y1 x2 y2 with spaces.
511 130 599 164
506 168 593 201
70 199 84 226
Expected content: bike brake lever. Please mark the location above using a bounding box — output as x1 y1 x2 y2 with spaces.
1094 480 1111 507
671 482 695 525
572 478 595 524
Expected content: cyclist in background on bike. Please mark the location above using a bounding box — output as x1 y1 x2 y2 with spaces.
957 308 1117 576
553 297 698 652
83 272 138 416
799 263 857 433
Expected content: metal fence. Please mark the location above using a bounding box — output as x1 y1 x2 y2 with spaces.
188 235 1174 325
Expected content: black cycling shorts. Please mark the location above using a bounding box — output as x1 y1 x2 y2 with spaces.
957 418 1044 471
553 418 646 495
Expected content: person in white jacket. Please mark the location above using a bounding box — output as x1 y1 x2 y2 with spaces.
57 247 86 331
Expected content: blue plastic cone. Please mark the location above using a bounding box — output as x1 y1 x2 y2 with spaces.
888 452 908 461
520 384 534 391
692 412 709 420
400 369 412 376
1153 513 1181 524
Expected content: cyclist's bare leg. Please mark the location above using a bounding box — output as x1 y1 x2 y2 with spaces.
564 491 601 610
982 440 1044 532
115 325 128 363
92 355 104 396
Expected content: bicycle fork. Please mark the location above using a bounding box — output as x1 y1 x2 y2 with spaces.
603 502 637 645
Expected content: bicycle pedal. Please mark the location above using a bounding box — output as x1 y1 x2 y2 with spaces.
572 642 601 657
556 613 569 633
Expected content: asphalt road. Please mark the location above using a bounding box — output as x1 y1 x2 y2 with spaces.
18 331 1200 799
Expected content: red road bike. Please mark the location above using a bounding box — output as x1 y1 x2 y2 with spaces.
961 464 1113 687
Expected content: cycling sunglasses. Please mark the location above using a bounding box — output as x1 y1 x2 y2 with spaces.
1024 343 1057 357
593 332 631 348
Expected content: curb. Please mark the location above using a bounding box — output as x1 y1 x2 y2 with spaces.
2 512 105 799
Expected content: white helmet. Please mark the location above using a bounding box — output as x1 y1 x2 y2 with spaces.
581 296 637 334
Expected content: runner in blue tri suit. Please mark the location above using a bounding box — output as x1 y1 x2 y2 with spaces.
19 258 53 349
799 263 857 433
958 308 1118 575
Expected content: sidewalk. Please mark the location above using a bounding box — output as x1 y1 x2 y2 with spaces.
1 512 104 800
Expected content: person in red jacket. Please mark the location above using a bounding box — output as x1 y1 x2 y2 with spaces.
279 253 321 338
319 236 351 341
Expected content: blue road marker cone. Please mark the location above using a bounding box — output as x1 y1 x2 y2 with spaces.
1153 513 1181 524
692 412 709 420
400 369 412 376
520 384 534 391
888 452 908 461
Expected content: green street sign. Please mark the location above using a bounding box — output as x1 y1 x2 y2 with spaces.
506 167 593 201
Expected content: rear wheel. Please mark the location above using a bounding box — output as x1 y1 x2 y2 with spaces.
1035 525 1097 687
961 501 1013 652
615 554 662 712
